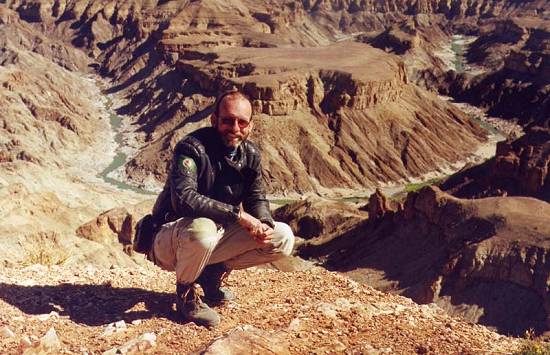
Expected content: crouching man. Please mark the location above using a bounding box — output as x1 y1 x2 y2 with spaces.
145 90 294 327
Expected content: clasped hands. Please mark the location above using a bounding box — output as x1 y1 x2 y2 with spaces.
238 210 274 245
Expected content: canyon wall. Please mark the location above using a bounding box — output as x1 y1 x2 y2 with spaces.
288 187 550 335
441 126 550 202
2 0 494 194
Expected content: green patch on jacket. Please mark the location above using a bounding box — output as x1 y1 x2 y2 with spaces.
178 156 197 174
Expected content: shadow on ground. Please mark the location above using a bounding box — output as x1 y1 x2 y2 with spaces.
0 282 180 326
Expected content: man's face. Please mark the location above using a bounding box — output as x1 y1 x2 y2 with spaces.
211 96 253 148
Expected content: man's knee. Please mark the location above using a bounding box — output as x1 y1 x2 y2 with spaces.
177 217 219 250
272 222 295 257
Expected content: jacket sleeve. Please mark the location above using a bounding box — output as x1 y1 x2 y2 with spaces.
242 149 275 228
170 142 240 225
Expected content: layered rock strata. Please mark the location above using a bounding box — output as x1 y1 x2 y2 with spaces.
441 126 550 202
288 186 550 335
4 0 491 195
174 42 407 115
0 5 147 267
306 0 548 26
128 7 488 194
457 19 549 125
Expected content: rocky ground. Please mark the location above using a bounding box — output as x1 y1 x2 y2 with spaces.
0 263 521 354
0 1 549 353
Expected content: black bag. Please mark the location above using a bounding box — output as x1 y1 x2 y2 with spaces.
133 214 159 254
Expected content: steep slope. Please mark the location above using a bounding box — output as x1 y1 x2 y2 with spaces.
441 126 550 202
453 19 549 125
4 0 491 195
288 187 550 336
0 5 147 267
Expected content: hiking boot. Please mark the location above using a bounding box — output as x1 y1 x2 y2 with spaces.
196 263 235 304
176 283 220 327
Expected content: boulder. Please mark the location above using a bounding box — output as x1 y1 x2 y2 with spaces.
201 325 289 355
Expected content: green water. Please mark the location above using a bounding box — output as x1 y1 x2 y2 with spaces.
469 115 501 136
451 36 466 73
97 103 155 195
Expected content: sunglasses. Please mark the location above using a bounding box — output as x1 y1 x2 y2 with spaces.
219 117 251 129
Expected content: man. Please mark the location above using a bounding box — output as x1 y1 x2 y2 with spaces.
147 90 295 327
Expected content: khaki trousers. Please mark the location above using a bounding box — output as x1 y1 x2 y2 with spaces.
151 217 295 284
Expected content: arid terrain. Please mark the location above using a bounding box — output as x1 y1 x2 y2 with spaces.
287 187 550 336
0 264 521 354
0 0 549 353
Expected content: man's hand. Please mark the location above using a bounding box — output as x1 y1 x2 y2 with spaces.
253 223 274 245
238 211 273 244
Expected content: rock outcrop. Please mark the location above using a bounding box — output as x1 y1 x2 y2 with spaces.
273 195 368 242
0 184 148 268
441 126 550 202
75 200 153 254
290 186 550 335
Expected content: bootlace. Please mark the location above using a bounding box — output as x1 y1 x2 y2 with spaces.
217 269 231 289
181 284 205 307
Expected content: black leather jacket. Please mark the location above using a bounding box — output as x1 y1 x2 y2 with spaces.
151 127 274 228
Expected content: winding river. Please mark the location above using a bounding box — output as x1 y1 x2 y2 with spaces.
97 99 155 195
96 34 518 204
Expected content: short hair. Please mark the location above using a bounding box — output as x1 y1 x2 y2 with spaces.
213 90 253 117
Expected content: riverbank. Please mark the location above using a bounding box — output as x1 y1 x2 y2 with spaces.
434 34 486 75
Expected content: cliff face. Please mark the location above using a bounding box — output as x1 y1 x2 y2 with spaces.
2 0 492 195
9 0 545 194
291 186 550 336
455 19 550 125
171 43 408 116
306 0 547 31
441 126 550 202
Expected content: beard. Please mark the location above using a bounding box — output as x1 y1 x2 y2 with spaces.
219 129 249 148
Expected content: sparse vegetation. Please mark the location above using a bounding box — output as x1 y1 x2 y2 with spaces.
514 330 550 355
270 198 298 206
20 233 69 266
20 245 69 267
387 178 442 202
404 178 441 193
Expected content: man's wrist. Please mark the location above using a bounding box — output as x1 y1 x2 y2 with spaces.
231 205 241 223
259 218 275 229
